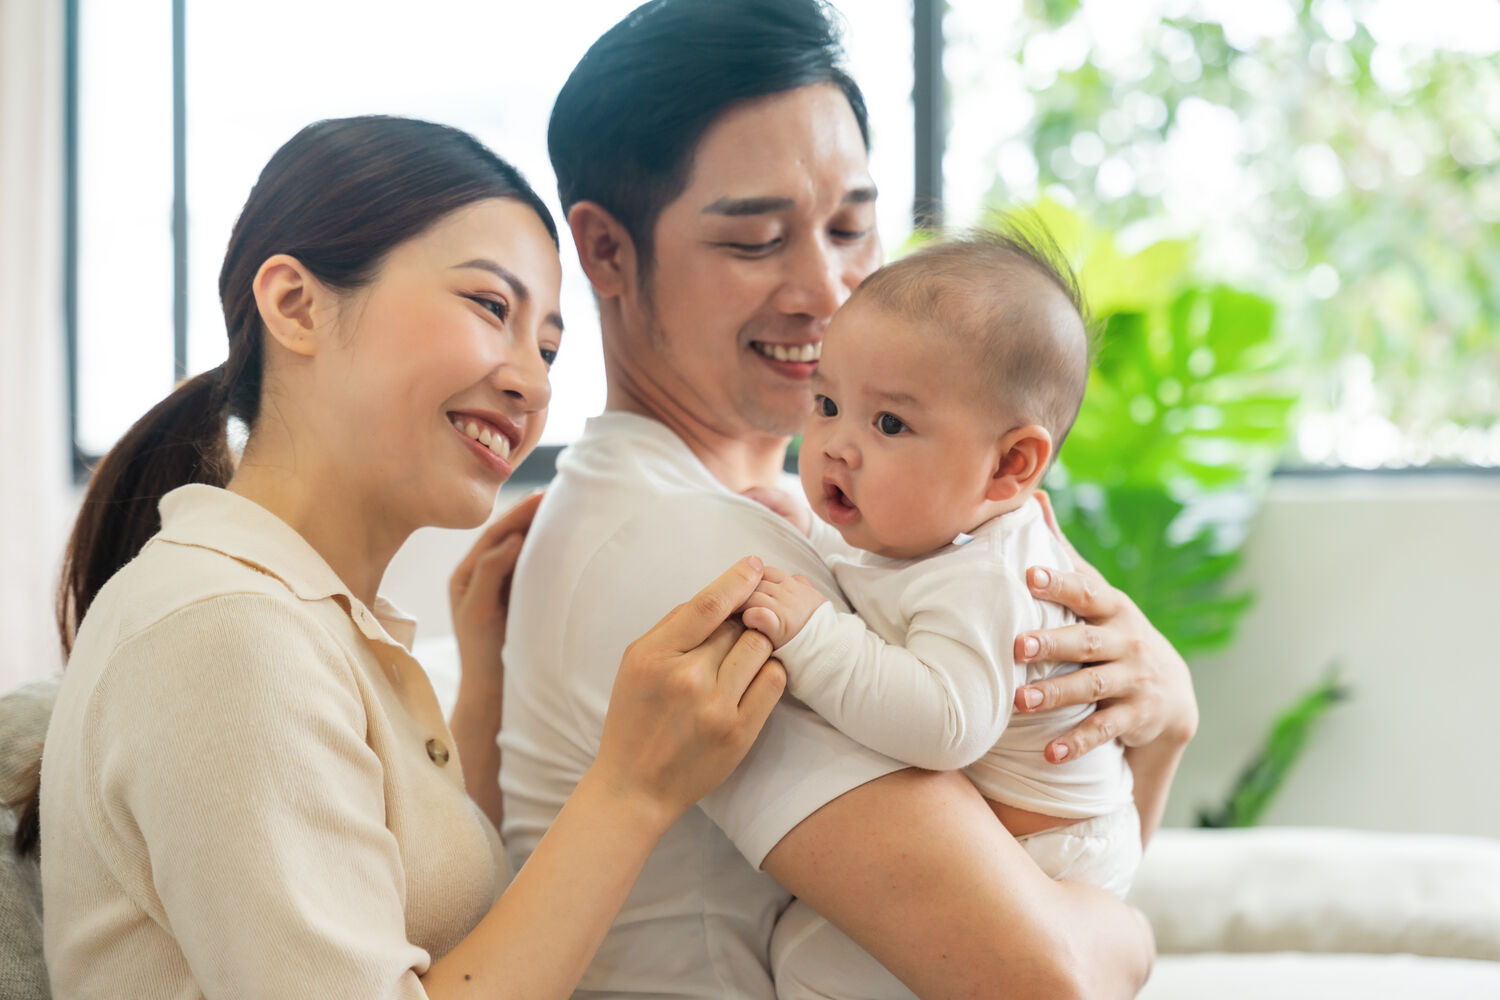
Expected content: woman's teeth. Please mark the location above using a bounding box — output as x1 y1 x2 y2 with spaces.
753 341 821 363
452 416 512 460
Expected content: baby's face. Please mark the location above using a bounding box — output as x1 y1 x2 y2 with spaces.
798 300 1002 558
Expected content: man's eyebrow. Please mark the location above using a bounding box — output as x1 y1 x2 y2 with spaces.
702 186 880 217
701 196 796 217
451 259 564 332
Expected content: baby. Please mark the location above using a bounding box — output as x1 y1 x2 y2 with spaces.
744 229 1140 1000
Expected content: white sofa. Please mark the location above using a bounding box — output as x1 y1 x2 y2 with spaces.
1132 826 1500 998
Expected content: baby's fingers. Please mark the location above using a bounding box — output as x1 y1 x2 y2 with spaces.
741 606 782 643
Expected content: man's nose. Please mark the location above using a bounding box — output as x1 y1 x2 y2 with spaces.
777 236 848 320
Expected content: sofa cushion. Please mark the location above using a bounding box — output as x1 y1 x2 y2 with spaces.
1131 826 1500 961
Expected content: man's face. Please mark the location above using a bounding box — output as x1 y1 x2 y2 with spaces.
633 82 882 439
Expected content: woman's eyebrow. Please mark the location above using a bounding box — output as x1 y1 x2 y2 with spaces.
451 259 564 332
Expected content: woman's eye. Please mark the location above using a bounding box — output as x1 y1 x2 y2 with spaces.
472 296 510 322
815 394 838 418
540 347 558 366
876 413 907 436
725 239 782 255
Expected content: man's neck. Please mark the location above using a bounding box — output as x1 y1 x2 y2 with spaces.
605 383 790 494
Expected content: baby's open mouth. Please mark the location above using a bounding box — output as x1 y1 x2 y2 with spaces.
824 481 856 514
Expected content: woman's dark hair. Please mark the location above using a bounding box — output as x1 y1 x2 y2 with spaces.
548 0 869 274
10 116 556 859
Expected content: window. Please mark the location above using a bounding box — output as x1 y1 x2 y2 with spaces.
943 0 1500 469
67 0 915 476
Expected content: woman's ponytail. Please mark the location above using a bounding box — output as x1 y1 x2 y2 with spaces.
56 366 232 655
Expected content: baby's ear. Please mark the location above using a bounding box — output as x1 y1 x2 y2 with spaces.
985 425 1054 503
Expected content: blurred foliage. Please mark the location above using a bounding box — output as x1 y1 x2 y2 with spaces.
1026 200 1298 658
948 0 1500 467
1198 668 1351 827
1024 198 1345 823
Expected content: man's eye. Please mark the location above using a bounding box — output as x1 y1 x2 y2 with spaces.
815 394 838 417
728 240 781 255
540 347 558 366
876 413 907 436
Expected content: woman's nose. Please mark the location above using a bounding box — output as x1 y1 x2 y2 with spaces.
492 338 552 414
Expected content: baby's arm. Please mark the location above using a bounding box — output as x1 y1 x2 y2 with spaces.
746 563 1022 772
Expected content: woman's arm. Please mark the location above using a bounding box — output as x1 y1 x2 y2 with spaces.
422 557 786 999
447 493 544 831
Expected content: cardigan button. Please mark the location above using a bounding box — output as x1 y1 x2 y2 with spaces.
426 739 450 766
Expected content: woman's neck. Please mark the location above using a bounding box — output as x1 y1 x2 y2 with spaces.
228 443 406 611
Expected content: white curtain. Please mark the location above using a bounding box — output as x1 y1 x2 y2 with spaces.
0 0 70 692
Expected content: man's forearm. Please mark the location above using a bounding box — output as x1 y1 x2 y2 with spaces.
1126 734 1190 846
763 768 1153 1000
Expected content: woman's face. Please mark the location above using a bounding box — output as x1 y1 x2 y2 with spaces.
314 197 562 530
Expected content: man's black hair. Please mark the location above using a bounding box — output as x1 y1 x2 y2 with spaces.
548 0 869 274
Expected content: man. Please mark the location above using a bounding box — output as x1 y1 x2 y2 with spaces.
501 1 1197 996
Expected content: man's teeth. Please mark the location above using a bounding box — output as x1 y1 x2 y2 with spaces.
753 342 821 363
452 416 512 460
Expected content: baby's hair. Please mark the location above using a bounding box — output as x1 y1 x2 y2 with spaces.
851 220 1091 455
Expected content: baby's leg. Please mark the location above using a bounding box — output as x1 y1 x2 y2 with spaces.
771 899 916 1000
1012 802 1143 899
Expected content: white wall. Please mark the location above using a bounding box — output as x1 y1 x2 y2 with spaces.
1162 473 1500 838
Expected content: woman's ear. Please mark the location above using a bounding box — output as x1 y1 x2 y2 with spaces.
985 425 1055 503
567 201 637 300
252 254 325 357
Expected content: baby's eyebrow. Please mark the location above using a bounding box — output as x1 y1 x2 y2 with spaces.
872 388 923 408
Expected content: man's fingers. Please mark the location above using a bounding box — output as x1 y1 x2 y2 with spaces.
1045 703 1133 763
660 557 766 650
1015 662 1134 714
1014 622 1122 668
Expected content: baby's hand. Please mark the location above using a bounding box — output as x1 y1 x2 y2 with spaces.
741 565 827 649
741 486 812 537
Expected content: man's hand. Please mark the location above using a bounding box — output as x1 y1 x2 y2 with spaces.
1014 492 1199 765
741 564 827 649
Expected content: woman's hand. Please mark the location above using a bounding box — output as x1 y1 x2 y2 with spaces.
447 491 543 829
449 491 544 694
592 556 787 830
1013 492 1199 765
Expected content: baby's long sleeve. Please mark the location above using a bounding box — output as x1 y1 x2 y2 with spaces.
775 563 1023 772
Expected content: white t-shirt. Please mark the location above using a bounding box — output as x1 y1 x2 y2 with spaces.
784 500 1133 818
500 412 903 999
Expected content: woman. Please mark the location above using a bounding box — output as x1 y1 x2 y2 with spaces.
37 116 785 998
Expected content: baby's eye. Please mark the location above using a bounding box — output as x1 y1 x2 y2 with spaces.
815 394 838 418
876 413 907 436
540 347 558 366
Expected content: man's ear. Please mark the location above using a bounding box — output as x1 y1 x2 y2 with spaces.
985 424 1054 503
568 201 638 300
252 254 324 357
